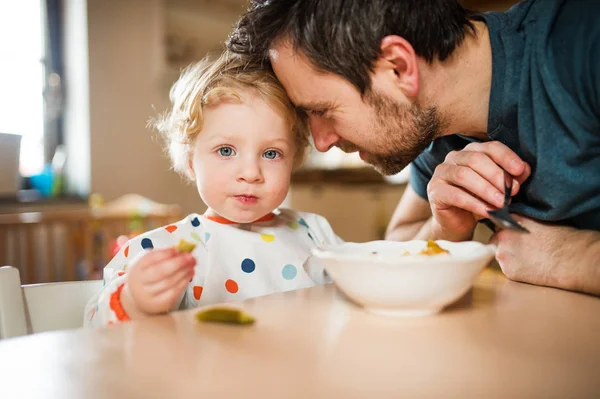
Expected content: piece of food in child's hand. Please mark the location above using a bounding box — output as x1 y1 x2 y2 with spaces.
176 239 196 253
195 307 255 325
418 240 450 256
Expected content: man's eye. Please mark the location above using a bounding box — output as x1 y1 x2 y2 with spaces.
309 109 327 117
263 150 280 160
218 147 235 157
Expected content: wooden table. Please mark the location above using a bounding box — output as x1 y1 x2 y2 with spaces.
0 270 599 398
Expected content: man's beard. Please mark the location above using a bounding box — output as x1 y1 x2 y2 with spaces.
357 90 444 176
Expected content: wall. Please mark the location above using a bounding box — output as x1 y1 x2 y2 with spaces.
84 0 203 214
289 184 408 242
63 0 247 214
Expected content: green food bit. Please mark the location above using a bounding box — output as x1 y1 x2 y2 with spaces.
177 239 196 253
195 307 255 325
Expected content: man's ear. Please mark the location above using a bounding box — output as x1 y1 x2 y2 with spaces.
376 35 420 98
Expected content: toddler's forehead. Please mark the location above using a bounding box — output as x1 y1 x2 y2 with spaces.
199 95 296 142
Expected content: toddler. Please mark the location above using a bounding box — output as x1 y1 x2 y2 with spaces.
84 52 342 326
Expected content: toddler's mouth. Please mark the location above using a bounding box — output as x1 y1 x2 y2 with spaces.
234 195 258 204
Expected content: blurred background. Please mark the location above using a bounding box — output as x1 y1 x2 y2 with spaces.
0 0 517 283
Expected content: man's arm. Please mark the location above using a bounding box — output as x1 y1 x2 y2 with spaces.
491 216 600 297
385 185 435 241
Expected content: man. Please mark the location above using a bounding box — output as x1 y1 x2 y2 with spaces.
227 0 600 296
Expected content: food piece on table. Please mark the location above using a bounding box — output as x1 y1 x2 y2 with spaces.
176 239 196 253
195 307 255 325
418 240 450 256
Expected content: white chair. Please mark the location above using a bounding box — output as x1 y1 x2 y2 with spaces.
0 266 102 339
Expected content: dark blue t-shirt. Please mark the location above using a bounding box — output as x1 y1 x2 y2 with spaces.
410 0 600 230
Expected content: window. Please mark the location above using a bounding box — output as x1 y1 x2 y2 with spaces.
0 0 60 178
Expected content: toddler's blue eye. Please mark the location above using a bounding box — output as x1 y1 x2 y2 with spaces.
263 150 279 159
218 147 235 157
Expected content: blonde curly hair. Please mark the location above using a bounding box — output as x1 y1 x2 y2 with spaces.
150 51 309 180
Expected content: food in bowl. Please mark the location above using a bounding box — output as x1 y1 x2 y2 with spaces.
312 240 496 317
419 240 449 255
370 240 449 257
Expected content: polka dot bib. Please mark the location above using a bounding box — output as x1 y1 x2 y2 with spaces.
85 208 343 326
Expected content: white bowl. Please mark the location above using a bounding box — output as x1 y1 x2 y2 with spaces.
312 240 496 317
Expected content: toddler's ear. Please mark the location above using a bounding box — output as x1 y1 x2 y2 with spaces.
187 159 196 180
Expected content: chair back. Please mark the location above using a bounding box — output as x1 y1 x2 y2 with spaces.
0 266 102 339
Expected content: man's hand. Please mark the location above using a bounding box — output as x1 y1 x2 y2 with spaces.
122 247 196 317
491 216 600 296
427 141 531 241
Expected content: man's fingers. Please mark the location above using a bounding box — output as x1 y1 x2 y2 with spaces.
432 163 505 208
462 141 527 176
429 183 492 219
445 149 507 194
446 145 530 198
459 141 530 197
514 162 531 187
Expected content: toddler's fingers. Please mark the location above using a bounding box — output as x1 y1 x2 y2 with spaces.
132 247 179 270
153 277 190 310
142 253 196 284
145 262 195 295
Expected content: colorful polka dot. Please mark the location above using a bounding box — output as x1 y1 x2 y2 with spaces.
191 232 202 242
260 234 275 242
282 264 297 280
241 258 255 273
124 245 129 257
298 218 309 228
165 225 178 233
191 217 201 227
288 220 299 230
308 233 315 242
193 286 203 300
141 238 154 249
225 279 239 294
117 271 125 277
205 232 211 242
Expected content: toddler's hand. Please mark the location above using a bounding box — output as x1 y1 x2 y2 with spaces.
123 247 196 316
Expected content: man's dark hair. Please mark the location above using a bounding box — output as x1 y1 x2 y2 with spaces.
227 0 479 94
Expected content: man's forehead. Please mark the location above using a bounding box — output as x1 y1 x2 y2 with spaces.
269 40 300 65
268 48 280 62
268 43 332 107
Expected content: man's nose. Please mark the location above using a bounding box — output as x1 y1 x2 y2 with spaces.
310 117 340 152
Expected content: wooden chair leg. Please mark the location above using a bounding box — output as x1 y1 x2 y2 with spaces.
64 223 76 281
83 222 95 280
44 223 56 282
101 222 110 268
25 226 36 284
0 229 6 266
14 227 26 284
